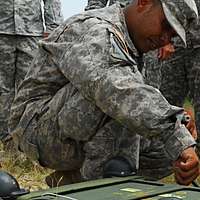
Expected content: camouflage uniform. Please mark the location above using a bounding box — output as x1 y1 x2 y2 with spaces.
0 0 63 141
85 0 132 10
143 51 161 89
144 1 200 149
9 4 195 181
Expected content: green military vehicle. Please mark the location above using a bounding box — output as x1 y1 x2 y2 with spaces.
0 171 200 200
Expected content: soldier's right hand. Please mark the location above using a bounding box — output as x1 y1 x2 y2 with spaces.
173 147 199 185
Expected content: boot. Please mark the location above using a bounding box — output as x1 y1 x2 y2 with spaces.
45 170 82 188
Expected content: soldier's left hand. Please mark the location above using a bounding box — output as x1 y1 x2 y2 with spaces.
157 43 175 60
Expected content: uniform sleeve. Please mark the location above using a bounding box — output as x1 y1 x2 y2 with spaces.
85 0 109 10
54 22 195 161
43 0 64 33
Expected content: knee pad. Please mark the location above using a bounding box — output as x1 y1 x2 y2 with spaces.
103 156 135 178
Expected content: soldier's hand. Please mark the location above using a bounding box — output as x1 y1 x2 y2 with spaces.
173 147 199 185
184 108 197 140
157 43 175 60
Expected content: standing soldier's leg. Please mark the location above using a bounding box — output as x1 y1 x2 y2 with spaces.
0 35 16 142
15 36 41 91
143 50 162 89
3 36 41 152
188 48 200 152
159 47 188 107
85 0 108 10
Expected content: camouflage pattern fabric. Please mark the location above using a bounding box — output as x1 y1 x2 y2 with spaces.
9 4 195 181
144 1 200 150
85 0 132 10
0 35 41 140
138 137 173 180
143 50 161 89
159 46 200 151
0 0 63 36
0 0 63 141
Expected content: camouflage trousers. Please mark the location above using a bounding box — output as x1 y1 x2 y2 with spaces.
82 128 172 181
144 47 200 151
15 85 173 181
0 34 41 141
85 0 131 10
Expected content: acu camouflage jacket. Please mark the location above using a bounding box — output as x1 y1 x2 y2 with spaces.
10 4 195 165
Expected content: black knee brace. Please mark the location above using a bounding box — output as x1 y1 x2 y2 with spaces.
103 156 135 178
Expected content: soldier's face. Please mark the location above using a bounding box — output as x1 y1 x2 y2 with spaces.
132 2 177 53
